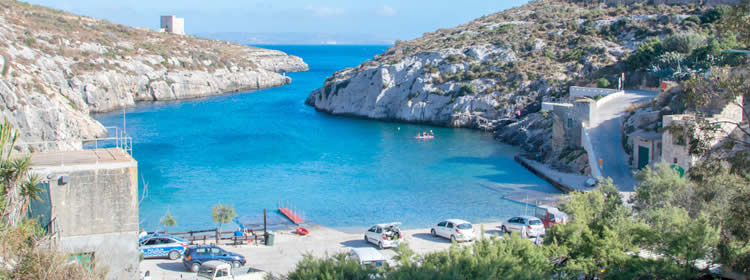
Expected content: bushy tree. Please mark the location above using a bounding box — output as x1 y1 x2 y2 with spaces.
160 210 177 233
545 178 637 278
662 32 707 54
211 203 236 234
626 37 663 70
631 162 694 214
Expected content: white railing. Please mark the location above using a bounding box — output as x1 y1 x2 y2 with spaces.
17 127 133 156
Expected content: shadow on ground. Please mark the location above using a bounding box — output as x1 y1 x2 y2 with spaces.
154 261 190 273
411 233 451 244
339 239 373 248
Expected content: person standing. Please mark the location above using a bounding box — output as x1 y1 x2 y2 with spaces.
138 229 147 239
598 158 604 169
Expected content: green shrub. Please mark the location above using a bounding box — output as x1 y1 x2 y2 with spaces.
563 49 583 62
458 84 478 95
701 6 728 24
662 32 706 54
626 37 663 70
597 77 611 88
445 54 464 64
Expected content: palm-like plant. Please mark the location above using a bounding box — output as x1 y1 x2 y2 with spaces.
0 118 44 227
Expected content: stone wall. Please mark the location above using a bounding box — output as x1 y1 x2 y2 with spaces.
661 114 697 171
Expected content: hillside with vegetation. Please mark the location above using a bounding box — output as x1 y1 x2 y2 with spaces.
0 0 308 151
306 0 742 173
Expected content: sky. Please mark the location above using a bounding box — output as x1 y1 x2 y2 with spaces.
23 0 530 44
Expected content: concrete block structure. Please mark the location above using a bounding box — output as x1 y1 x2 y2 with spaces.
160 15 184 35
546 98 597 149
28 148 139 280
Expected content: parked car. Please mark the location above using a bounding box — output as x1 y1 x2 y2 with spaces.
138 233 189 260
501 216 546 238
534 205 569 228
183 245 247 272
192 261 264 280
430 219 475 242
349 248 386 267
364 223 403 249
584 177 598 188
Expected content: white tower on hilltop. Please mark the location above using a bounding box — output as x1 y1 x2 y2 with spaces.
160 15 185 35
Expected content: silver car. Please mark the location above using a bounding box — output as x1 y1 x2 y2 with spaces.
430 219 475 242
501 216 545 238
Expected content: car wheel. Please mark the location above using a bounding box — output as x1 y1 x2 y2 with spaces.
232 261 241 268
430 229 436 237
168 250 180 260
190 263 200 272
450 235 456 243
378 241 384 250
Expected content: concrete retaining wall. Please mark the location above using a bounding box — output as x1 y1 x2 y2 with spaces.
581 125 602 179
34 156 139 280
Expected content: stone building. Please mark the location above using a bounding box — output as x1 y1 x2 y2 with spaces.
628 91 744 173
160 15 185 35
659 94 744 173
28 147 139 280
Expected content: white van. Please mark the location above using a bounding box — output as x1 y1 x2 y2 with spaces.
349 248 386 267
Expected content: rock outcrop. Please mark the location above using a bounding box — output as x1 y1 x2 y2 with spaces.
306 1 730 168
0 0 308 151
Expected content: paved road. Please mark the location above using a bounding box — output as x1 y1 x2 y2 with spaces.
588 90 659 191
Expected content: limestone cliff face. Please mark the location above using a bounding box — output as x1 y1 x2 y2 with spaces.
305 46 540 129
306 0 727 133
0 0 307 151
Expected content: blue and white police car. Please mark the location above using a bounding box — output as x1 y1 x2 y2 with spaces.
138 233 189 260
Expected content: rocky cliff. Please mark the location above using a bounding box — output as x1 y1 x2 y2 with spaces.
306 0 732 171
0 0 308 151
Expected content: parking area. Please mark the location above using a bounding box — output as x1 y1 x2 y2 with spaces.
140 222 530 279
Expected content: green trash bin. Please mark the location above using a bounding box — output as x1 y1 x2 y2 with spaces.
265 231 275 246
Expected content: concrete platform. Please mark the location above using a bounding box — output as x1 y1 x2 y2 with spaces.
29 148 135 171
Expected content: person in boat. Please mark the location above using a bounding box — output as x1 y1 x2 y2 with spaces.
429 130 434 136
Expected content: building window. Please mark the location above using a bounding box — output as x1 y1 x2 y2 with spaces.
673 158 678 164
567 118 573 128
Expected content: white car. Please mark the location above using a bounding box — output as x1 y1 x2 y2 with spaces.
364 223 403 249
501 216 545 238
430 219 475 242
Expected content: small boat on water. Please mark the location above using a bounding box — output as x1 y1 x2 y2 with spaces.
414 135 435 139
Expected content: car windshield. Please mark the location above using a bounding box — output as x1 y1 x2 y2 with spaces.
529 219 542 225
197 266 215 278
457 223 472 230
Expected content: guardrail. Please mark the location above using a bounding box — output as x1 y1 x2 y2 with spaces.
161 227 267 246
17 127 132 155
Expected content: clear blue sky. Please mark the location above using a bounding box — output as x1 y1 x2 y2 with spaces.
24 0 529 42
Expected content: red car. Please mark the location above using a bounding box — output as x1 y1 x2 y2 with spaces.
534 205 569 228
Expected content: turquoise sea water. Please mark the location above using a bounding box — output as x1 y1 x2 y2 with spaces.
94 45 560 232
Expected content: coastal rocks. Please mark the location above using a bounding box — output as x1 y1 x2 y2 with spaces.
306 46 531 129
0 2 308 151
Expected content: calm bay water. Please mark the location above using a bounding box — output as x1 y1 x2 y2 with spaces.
94 45 560 232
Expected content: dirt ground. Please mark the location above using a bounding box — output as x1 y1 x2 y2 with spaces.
139 222 516 279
